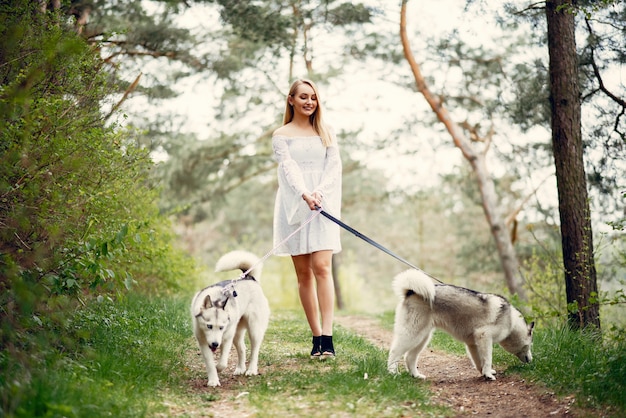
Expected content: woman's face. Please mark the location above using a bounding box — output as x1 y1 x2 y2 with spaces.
289 83 317 118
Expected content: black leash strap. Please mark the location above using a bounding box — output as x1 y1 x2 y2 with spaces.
316 207 442 283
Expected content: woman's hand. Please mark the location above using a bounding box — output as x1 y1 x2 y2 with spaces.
302 192 322 210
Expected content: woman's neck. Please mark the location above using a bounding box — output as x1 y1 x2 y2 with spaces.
291 114 312 128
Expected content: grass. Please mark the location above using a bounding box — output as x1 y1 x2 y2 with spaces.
518 325 626 413
246 311 449 417
3 295 626 417
0 294 191 418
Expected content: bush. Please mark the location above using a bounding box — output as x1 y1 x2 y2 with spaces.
0 2 201 409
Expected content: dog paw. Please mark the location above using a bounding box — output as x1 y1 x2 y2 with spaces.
207 380 221 387
387 362 401 374
483 374 496 381
244 369 258 376
411 371 427 379
234 368 245 375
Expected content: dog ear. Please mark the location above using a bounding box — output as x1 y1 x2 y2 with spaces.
202 295 213 310
529 321 535 335
221 297 229 309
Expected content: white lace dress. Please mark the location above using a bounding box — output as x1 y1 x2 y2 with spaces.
272 134 342 256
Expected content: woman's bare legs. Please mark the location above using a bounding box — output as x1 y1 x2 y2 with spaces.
292 253 321 337
311 250 335 335
292 250 335 337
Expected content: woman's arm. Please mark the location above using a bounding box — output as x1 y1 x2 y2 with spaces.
272 135 309 197
313 144 342 199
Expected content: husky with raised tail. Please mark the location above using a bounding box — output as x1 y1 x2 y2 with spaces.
387 269 534 381
191 250 270 387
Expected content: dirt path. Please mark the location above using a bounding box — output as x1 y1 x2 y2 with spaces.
170 315 599 417
335 315 586 417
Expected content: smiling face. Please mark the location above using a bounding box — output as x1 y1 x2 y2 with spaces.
288 82 318 119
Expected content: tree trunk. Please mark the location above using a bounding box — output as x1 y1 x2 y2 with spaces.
545 0 600 330
399 1 525 298
332 253 344 310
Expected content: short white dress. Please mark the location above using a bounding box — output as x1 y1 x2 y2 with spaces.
272 134 342 256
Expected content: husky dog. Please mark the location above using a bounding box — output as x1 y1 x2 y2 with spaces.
191 250 270 387
387 269 534 381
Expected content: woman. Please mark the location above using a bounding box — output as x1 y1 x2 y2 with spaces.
272 79 342 359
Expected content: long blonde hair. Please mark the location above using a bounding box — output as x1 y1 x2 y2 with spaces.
283 79 333 147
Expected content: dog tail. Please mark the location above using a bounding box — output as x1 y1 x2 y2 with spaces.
215 250 262 281
392 269 436 306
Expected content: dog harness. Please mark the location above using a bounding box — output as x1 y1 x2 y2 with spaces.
212 275 256 297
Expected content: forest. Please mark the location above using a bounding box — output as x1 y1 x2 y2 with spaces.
1 0 625 416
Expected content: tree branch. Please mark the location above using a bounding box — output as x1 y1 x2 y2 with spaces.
104 72 142 121
505 172 554 226
584 18 626 108
511 2 546 16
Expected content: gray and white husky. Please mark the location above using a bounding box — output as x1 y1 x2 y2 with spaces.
191 250 270 387
387 269 534 381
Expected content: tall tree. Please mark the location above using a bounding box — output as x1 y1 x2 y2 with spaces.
399 0 526 298
545 0 600 329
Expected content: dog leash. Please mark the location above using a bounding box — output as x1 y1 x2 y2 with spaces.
221 208 323 297
224 203 442 299
315 206 443 284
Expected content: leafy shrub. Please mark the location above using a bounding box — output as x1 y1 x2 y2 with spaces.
0 2 202 408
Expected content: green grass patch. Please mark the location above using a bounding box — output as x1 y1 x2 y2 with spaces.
4 297 625 417
246 311 450 417
0 294 191 417
2 298 450 418
518 325 626 413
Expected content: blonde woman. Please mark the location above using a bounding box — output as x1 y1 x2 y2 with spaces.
272 79 342 358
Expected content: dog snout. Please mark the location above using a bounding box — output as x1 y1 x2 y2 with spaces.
210 342 219 351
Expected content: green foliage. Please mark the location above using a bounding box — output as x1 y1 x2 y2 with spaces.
503 0 626 218
0 1 203 406
522 325 626 413
520 248 567 326
0 294 190 417
213 0 373 48
214 0 292 47
519 234 626 331
0 0 199 287
156 131 276 213
327 2 373 25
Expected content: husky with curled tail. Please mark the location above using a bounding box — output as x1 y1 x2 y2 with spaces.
387 269 534 381
191 250 270 387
